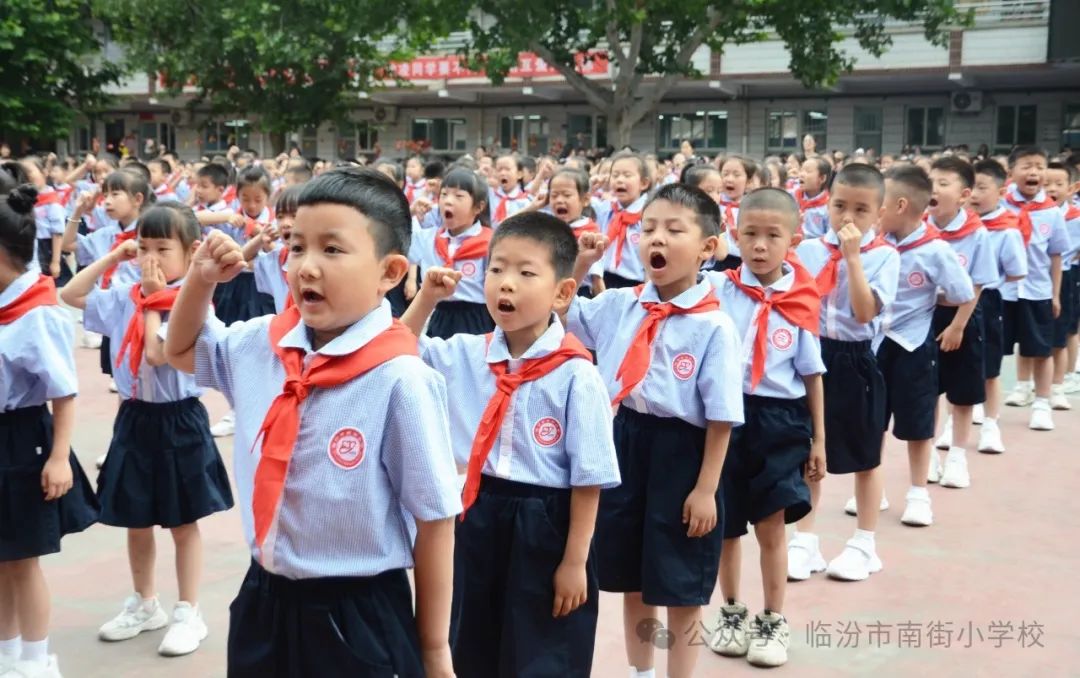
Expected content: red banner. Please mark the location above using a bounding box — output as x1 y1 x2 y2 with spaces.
390 51 608 81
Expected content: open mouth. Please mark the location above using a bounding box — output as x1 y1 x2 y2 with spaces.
1026 179 1040 187
554 206 569 216
496 299 516 313
928 198 939 207
443 209 454 221
649 252 667 270
301 289 325 304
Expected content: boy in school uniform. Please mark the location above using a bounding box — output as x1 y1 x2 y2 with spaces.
874 166 974 525
794 157 832 239
969 160 1028 454
401 212 621 678
787 164 900 583
1044 161 1080 406
701 188 826 668
164 168 461 678
999 146 1071 431
926 157 998 489
570 183 744 678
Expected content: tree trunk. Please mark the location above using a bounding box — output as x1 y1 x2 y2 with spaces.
269 130 286 156
611 109 637 149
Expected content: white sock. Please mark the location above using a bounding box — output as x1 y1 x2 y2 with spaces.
984 416 998 425
0 636 20 660
948 445 966 457
852 528 875 547
1020 379 1034 391
20 638 48 664
630 668 655 678
1034 396 1050 408
908 485 930 500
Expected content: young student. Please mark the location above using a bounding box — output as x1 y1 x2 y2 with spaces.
592 151 651 289
872 166 974 525
788 164 899 583
19 158 66 282
408 167 495 338
147 159 178 203
794 157 832 239
401 212 620 678
60 202 234 658
1044 161 1080 407
701 189 825 669
1000 146 1071 431
245 185 301 314
681 164 724 205
547 167 605 296
423 160 446 204
404 155 426 203
163 167 460 677
192 163 235 233
569 183 744 678
0 184 99 678
490 155 531 228
70 155 119 234
714 156 757 272
925 157 997 489
968 160 1028 454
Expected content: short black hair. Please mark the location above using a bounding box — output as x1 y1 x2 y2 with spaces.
274 185 302 217
287 166 313 183
236 165 272 196
442 167 490 226
681 164 720 188
1047 160 1079 184
423 160 446 180
804 156 833 186
103 169 155 210
833 163 885 205
974 159 1008 185
124 161 151 182
884 165 933 213
738 187 800 234
931 156 975 189
721 155 758 182
489 211 578 279
196 163 230 188
139 201 201 249
148 157 173 176
0 184 37 266
644 183 721 237
1008 145 1047 168
296 167 411 257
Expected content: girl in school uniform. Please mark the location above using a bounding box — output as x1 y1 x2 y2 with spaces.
0 184 99 678
713 155 757 272
489 154 531 228
408 167 494 338
244 185 301 314
547 167 606 297
60 202 234 659
20 158 70 284
209 166 276 326
592 151 651 289
683 164 732 272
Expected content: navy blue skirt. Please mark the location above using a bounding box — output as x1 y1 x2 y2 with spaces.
37 237 73 287
97 398 234 528
214 272 275 327
426 300 494 339
0 405 98 561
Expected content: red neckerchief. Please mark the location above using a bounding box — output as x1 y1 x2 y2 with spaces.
222 185 237 205
114 284 180 391
568 217 600 236
35 190 61 207
0 275 58 324
815 234 892 297
433 226 492 266
928 209 982 242
895 224 942 253
493 186 524 223
100 230 138 289
1067 205 1080 222
795 189 829 213
605 203 642 268
1005 193 1058 247
981 211 1026 246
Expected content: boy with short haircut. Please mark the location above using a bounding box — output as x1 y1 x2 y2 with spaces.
700 188 826 668
969 160 1028 453
570 184 744 678
1000 146 1071 431
400 212 621 678
788 164 900 583
1043 161 1080 404
876 166 974 525
163 168 460 677
926 157 997 489
794 157 832 238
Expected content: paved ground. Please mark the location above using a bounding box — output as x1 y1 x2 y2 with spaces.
38 329 1080 678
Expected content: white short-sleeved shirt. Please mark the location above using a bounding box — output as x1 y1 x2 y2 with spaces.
1002 187 1071 301
801 204 831 240
721 199 741 260
926 210 998 288
706 264 826 399
198 200 236 240
0 271 78 410
794 230 900 342
980 207 1029 291
565 279 745 428
418 319 620 489
194 300 462 578
569 217 604 288
76 221 142 288
33 189 66 240
408 221 488 304
253 243 290 313
1062 204 1080 269
593 195 647 282
488 187 531 228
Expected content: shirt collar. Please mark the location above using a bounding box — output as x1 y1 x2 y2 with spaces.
930 209 966 232
1008 183 1046 204
121 218 138 233
278 299 393 357
486 314 564 363
739 262 795 292
441 221 482 240
981 205 1006 220
616 195 647 214
638 276 712 308
0 269 40 307
889 222 928 248
824 228 876 247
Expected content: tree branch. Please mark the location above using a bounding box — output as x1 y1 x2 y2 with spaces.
604 0 627 77
528 40 612 111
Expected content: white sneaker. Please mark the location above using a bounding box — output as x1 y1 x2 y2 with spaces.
98 594 169 641
81 331 102 349
843 494 889 516
786 532 826 581
1004 383 1034 407
826 539 882 581
1065 373 1080 394
972 403 985 424
95 452 107 470
210 412 235 438
4 656 62 678
927 452 943 484
707 601 749 657
157 602 208 657
1029 401 1055 431
1050 385 1071 410
107 379 117 394
934 415 953 450
900 490 933 527
746 611 790 668
940 448 971 489
977 420 1006 454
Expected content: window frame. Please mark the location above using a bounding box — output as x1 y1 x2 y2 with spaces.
853 106 884 155
657 110 729 153
905 106 946 150
336 120 379 159
765 108 826 153
994 104 1038 153
499 114 551 154
411 116 468 152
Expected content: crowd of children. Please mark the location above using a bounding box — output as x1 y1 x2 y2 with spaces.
0 139 1078 678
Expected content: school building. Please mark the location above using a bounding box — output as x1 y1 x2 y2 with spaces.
68 0 1080 161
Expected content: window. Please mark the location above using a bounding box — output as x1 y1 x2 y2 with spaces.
411 117 467 152
139 121 175 154
500 115 550 154
74 123 93 152
995 104 1037 152
854 107 883 154
566 114 607 152
1064 104 1080 150
905 107 945 149
767 111 798 150
657 111 728 151
803 110 827 150
300 126 319 158
204 120 250 153
336 121 379 159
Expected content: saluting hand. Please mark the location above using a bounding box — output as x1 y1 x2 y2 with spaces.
193 231 246 284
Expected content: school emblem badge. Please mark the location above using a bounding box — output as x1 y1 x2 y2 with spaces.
771 328 794 351
908 271 926 288
672 353 697 380
957 253 968 268
460 261 478 277
629 232 641 244
1039 222 1051 236
533 417 563 447
328 427 365 470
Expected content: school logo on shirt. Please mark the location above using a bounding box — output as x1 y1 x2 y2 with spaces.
908 271 926 288
328 427 366 470
957 253 968 268
771 328 794 351
533 417 563 447
460 261 478 277
672 353 697 380
1039 222 1051 236
629 232 641 245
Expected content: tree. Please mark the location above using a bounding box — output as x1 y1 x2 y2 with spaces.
99 0 450 154
0 0 121 145
458 0 967 148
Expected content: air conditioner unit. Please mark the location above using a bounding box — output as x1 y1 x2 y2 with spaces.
950 91 983 114
372 105 398 124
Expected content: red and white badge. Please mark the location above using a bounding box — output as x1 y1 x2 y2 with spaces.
460 261 478 277
629 232 641 245
672 353 697 380
957 253 968 268
328 427 366 470
908 270 926 288
771 328 794 351
533 417 562 447
1040 222 1051 236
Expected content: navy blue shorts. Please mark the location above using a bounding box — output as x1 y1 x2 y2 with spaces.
602 271 643 290
722 396 811 539
213 272 275 326
1053 268 1076 348
703 254 742 273
452 476 597 678
227 560 423 678
821 338 886 474
97 398 233 529
99 336 112 376
1072 266 1080 335
595 408 723 607
932 305 986 406
877 334 939 441
36 237 73 287
426 300 494 339
0 405 98 561
980 290 1005 379
1003 299 1053 358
